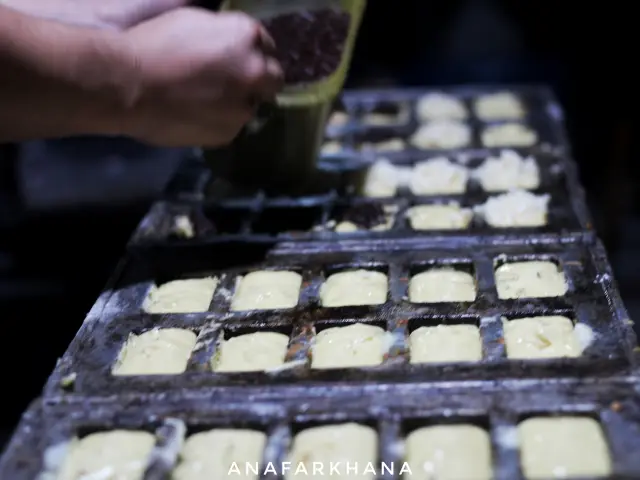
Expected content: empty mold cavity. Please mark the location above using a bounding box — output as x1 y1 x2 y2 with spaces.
408 264 476 303
251 206 324 235
403 418 492 480
230 270 302 311
474 92 525 120
408 316 482 364
517 415 612 479
481 123 537 147
471 150 540 192
174 428 267 480
406 202 473 231
494 259 567 300
212 325 292 373
286 422 378 479
473 189 550 228
143 277 218 314
320 268 389 307
112 328 197 376
502 313 593 360
410 120 471 150
416 92 469 121
204 207 250 234
51 429 156 480
311 321 389 369
409 157 469 195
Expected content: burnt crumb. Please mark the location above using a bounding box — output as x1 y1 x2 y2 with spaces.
341 204 386 229
262 8 351 85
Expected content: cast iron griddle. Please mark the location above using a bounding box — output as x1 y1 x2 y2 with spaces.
2 85 640 480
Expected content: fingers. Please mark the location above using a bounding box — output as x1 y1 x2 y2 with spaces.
255 24 277 57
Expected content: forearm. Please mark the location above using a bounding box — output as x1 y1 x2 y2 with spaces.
0 6 134 142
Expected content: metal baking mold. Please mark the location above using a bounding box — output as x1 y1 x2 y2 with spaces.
5 379 640 480
44 239 638 396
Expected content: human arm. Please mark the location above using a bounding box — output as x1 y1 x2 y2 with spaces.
0 0 190 30
0 6 283 146
0 5 132 141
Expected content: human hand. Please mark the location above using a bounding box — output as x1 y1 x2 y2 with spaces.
0 0 189 30
119 8 283 147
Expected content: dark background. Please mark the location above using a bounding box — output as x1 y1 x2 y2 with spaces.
0 0 638 445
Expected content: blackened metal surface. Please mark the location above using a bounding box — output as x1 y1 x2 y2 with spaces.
4 380 640 480
44 239 639 396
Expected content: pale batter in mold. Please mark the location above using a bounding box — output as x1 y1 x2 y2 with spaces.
362 109 409 126
312 323 389 369
56 430 155 480
409 268 476 303
173 215 195 238
481 123 537 147
410 325 482 364
363 160 411 198
320 270 388 307
321 141 342 154
409 157 469 195
518 416 612 479
360 138 406 152
474 92 525 120
405 425 492 480
143 277 218 314
472 150 540 192
474 189 550 227
112 328 197 375
286 423 377 480
173 429 266 480
334 216 394 233
328 111 349 127
231 271 302 311
495 261 567 299
406 203 473 230
411 120 471 150
416 93 468 121
213 331 289 373
503 316 587 359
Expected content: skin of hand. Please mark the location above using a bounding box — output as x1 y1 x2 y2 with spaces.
119 8 284 146
0 0 191 30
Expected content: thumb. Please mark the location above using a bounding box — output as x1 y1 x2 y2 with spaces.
101 0 192 29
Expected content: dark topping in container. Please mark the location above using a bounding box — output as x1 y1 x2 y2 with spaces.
262 8 351 85
341 203 387 229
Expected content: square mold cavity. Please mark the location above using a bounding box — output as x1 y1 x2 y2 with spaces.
311 320 389 370
408 262 477 304
320 265 389 308
517 415 612 479
203 206 251 234
501 312 593 360
111 327 198 376
287 421 379 476
173 428 267 480
402 417 493 480
407 316 482 364
494 258 567 300
230 269 303 312
251 206 324 236
212 324 293 373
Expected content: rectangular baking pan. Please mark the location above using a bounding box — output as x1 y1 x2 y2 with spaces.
5 379 640 480
43 238 639 397
134 85 591 248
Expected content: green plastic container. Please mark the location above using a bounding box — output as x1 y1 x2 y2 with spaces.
205 0 367 195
